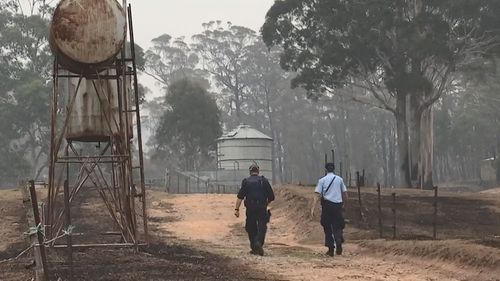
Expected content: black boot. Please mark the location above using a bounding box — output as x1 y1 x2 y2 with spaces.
336 244 343 255
254 242 264 256
326 247 334 257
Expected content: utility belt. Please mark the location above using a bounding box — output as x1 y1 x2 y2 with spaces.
244 199 267 208
321 198 343 208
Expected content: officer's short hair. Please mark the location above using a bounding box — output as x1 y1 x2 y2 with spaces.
249 163 259 172
325 162 335 172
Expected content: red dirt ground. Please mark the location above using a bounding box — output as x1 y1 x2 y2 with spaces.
1 185 499 281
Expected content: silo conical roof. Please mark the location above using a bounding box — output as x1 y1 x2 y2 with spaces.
218 124 272 141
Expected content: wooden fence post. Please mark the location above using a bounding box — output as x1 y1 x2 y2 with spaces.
177 174 180 194
27 180 49 281
392 192 397 240
356 171 365 220
433 186 438 240
377 182 383 238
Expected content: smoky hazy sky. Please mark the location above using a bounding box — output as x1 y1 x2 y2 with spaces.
124 0 275 100
127 0 275 49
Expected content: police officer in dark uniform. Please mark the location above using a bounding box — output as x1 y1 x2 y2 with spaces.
234 163 275 256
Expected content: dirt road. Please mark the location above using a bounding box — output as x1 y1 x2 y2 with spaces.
149 192 499 281
1 186 499 280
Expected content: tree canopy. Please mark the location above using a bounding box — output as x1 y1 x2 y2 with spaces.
262 0 500 101
154 79 222 171
262 0 500 188
0 5 52 184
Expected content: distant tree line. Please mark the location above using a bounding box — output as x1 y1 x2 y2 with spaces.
2 0 500 188
146 1 500 188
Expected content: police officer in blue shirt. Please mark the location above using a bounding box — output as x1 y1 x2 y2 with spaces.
311 162 348 257
234 163 275 256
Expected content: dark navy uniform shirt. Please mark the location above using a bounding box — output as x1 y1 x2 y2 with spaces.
237 175 275 207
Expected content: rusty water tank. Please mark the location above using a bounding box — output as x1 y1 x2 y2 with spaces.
65 69 133 142
49 0 126 73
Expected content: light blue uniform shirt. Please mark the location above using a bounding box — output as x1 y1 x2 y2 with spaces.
315 172 347 203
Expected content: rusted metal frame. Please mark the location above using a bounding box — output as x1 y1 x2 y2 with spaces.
63 179 73 279
117 53 137 244
111 140 128 227
122 91 137 243
58 154 129 159
92 73 136 238
73 163 87 193
73 155 117 218
111 160 119 212
69 140 110 190
50 243 147 249
49 71 84 224
114 140 133 242
95 184 133 244
130 184 137 246
120 0 137 243
80 163 133 243
81 155 125 230
80 170 129 242
95 164 127 229
47 60 60 239
29 181 49 281
128 4 148 242
57 74 120 79
121 165 135 242
48 145 68 240
93 185 131 243
90 78 120 137
56 159 131 164
95 163 116 202
111 55 130 242
53 77 84 167
67 144 113 195
70 142 111 186
110 143 127 240
110 67 125 227
50 156 105 244
91 72 132 235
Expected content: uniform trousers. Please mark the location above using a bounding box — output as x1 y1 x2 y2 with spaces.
320 200 344 249
245 207 268 250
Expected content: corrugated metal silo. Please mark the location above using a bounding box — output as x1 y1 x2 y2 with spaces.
217 125 273 184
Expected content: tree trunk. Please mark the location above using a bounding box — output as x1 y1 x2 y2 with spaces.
408 94 421 185
234 89 242 124
276 131 284 183
420 106 434 189
395 94 411 187
388 121 396 186
381 118 389 187
263 88 278 184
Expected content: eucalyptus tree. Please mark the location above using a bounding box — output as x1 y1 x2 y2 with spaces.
154 79 222 171
144 34 203 89
192 21 258 125
241 42 292 182
262 0 500 188
0 1 52 183
434 59 500 183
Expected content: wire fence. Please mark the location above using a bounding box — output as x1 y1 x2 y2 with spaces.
348 178 500 242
